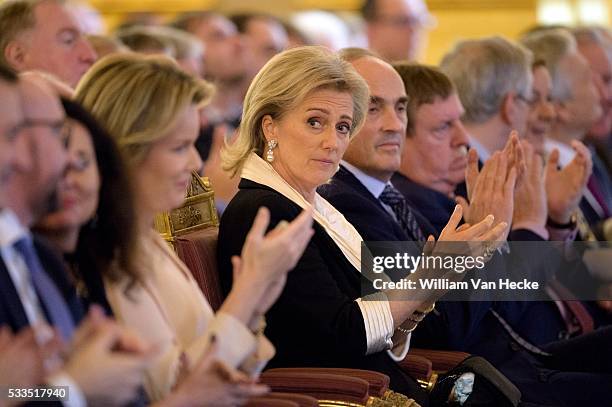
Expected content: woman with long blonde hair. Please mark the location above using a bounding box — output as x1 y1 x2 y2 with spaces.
75 53 314 402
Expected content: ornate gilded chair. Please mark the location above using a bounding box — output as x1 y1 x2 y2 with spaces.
154 171 219 245
154 172 224 308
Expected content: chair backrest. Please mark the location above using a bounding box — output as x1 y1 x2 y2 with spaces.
260 371 370 406
247 393 317 407
265 368 389 398
154 172 224 310
154 171 219 245
174 227 223 310
245 398 299 407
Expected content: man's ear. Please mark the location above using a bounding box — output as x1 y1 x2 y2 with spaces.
500 93 516 127
261 114 276 141
4 40 28 70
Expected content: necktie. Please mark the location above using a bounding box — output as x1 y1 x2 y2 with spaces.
13 237 75 340
379 184 426 242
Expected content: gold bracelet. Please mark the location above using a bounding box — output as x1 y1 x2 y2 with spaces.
408 303 436 323
252 316 267 336
415 302 436 316
397 324 417 334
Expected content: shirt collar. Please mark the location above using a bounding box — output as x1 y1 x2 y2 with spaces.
468 135 491 162
341 160 390 199
0 209 29 248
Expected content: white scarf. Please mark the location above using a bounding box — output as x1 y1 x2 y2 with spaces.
241 153 364 272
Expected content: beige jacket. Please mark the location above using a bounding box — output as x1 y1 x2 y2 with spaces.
105 230 274 401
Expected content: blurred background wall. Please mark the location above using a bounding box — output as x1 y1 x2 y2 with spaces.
82 0 611 64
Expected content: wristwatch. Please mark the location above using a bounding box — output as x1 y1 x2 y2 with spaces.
547 213 577 229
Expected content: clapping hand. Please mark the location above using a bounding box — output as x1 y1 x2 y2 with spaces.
457 148 517 242
164 340 269 407
222 206 314 328
546 140 592 224
232 206 314 316
512 140 548 237
0 326 60 389
62 306 155 406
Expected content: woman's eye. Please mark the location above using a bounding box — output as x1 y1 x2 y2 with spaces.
73 156 91 171
173 143 189 152
336 123 351 135
307 118 322 129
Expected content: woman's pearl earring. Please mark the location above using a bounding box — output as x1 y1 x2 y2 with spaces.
266 139 278 163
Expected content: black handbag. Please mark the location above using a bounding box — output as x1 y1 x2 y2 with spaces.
429 356 521 407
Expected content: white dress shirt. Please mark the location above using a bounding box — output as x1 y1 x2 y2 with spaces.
341 160 398 220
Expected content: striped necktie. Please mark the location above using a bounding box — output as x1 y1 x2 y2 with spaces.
379 184 426 242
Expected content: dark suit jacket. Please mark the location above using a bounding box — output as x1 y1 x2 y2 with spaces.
217 179 428 404
391 172 456 235
394 173 596 346
319 165 437 241
0 236 84 333
392 173 612 405
319 169 506 349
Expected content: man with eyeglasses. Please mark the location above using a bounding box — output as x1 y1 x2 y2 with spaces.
522 29 605 239
5 75 68 226
361 0 433 62
0 66 29 206
0 75 152 406
441 36 593 243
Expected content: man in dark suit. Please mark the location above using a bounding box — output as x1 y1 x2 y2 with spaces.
391 62 612 406
521 30 608 237
0 74 151 406
441 34 611 327
1 74 81 336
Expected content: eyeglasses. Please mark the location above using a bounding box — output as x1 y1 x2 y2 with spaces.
515 94 537 107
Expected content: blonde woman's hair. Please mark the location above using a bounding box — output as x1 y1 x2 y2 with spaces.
222 45 369 177
74 53 214 167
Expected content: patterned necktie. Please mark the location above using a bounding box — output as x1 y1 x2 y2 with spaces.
13 237 75 340
379 184 426 242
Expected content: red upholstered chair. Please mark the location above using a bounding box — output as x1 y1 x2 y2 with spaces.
408 349 470 373
247 392 318 407
260 371 370 405
244 398 299 407
264 368 389 398
173 227 223 311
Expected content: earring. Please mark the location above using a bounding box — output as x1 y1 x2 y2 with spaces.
266 139 278 163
